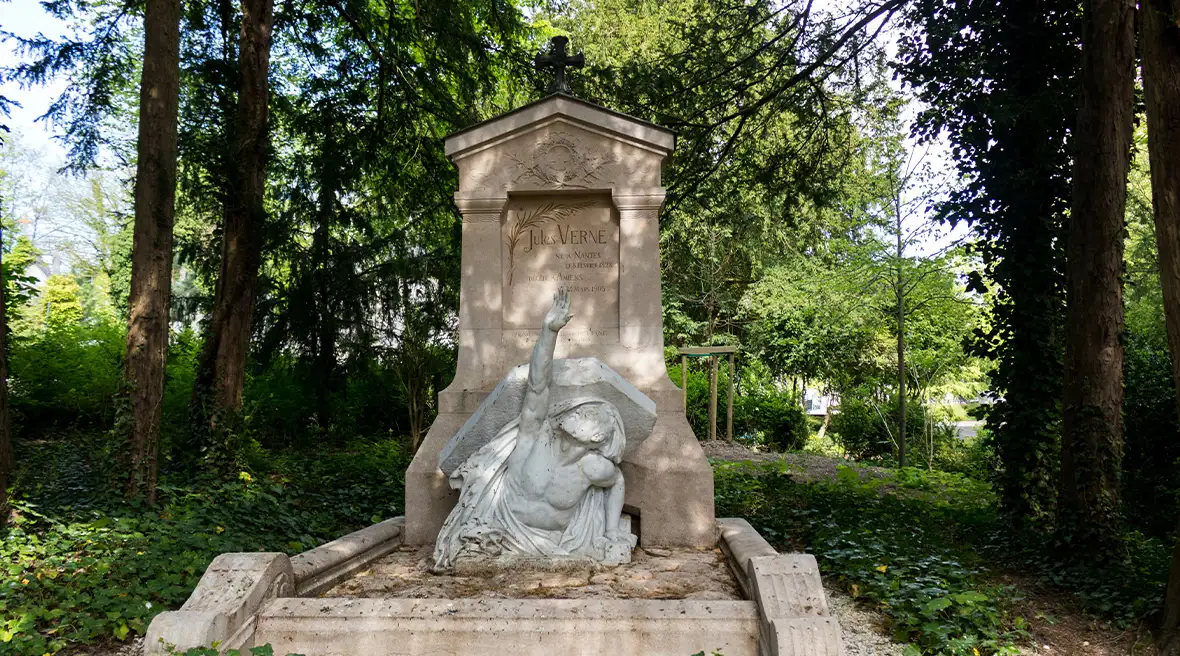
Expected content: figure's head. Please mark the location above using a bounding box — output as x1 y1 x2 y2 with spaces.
555 401 625 462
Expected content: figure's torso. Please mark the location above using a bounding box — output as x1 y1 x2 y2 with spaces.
506 421 600 531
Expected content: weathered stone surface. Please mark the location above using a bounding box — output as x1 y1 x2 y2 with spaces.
434 323 640 567
291 517 404 597
748 554 830 618
255 597 760 656
322 544 742 601
764 617 844 656
719 517 779 598
745 553 844 656
144 553 293 655
438 356 656 475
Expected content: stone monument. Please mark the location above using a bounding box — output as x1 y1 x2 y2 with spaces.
405 37 715 549
146 38 842 656
432 289 642 569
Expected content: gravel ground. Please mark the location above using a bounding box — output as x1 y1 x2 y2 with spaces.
826 584 907 656
63 636 144 656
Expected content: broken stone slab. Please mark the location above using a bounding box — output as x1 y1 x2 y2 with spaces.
747 554 830 618
719 517 779 598
291 517 404 597
746 554 843 656
144 552 294 655
763 617 844 656
439 357 657 475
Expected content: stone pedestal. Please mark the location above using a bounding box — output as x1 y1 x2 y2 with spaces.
405 94 715 547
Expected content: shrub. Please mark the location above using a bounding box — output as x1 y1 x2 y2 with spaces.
8 321 124 434
1122 329 1180 538
934 431 997 481
668 359 808 449
735 391 808 451
830 396 959 467
829 396 895 461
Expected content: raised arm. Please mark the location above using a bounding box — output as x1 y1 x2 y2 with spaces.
519 289 572 434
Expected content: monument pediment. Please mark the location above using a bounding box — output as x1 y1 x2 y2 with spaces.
445 94 675 194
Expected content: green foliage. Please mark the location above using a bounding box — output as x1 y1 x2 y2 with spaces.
670 359 808 450
8 320 125 434
829 396 961 469
1122 329 1179 538
553 0 906 346
0 435 409 654
829 396 895 461
896 0 1078 529
1120 125 1180 540
736 391 808 452
716 453 1171 653
2 1 142 170
715 461 1021 655
743 257 884 390
935 432 998 482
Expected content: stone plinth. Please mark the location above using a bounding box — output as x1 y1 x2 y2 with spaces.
255 598 760 656
406 93 714 548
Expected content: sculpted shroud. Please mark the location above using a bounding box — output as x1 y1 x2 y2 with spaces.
433 290 636 569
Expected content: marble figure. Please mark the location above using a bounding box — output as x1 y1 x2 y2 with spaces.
433 289 636 569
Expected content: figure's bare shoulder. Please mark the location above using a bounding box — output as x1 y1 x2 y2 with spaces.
580 452 618 486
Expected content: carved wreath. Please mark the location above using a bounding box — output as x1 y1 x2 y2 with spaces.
508 132 618 188
504 200 596 285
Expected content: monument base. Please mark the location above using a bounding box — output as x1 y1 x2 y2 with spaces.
404 382 715 548
145 518 844 656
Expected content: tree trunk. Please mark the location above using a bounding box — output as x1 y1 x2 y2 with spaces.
194 0 274 417
896 198 907 469
1059 0 1135 557
1143 0 1180 649
310 134 341 430
0 212 12 522
123 0 181 503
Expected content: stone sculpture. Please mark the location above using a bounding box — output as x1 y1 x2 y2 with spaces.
433 289 637 569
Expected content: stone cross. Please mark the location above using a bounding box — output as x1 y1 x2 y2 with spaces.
535 36 584 95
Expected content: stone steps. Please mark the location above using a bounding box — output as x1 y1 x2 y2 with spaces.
253 597 761 656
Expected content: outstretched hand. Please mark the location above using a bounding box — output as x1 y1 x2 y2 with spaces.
544 288 573 331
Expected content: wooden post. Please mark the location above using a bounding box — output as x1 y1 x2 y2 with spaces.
709 354 719 441
681 354 688 416
727 352 735 442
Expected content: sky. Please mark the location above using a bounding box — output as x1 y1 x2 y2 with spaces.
1 0 69 161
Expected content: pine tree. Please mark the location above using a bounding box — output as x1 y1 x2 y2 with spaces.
123 0 182 502
1058 0 1136 558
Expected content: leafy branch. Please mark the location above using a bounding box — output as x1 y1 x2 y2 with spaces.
504 200 595 285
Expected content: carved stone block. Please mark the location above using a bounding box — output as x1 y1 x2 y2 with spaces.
144 552 294 654
439 357 657 476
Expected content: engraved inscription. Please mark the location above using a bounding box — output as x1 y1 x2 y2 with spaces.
502 195 619 342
